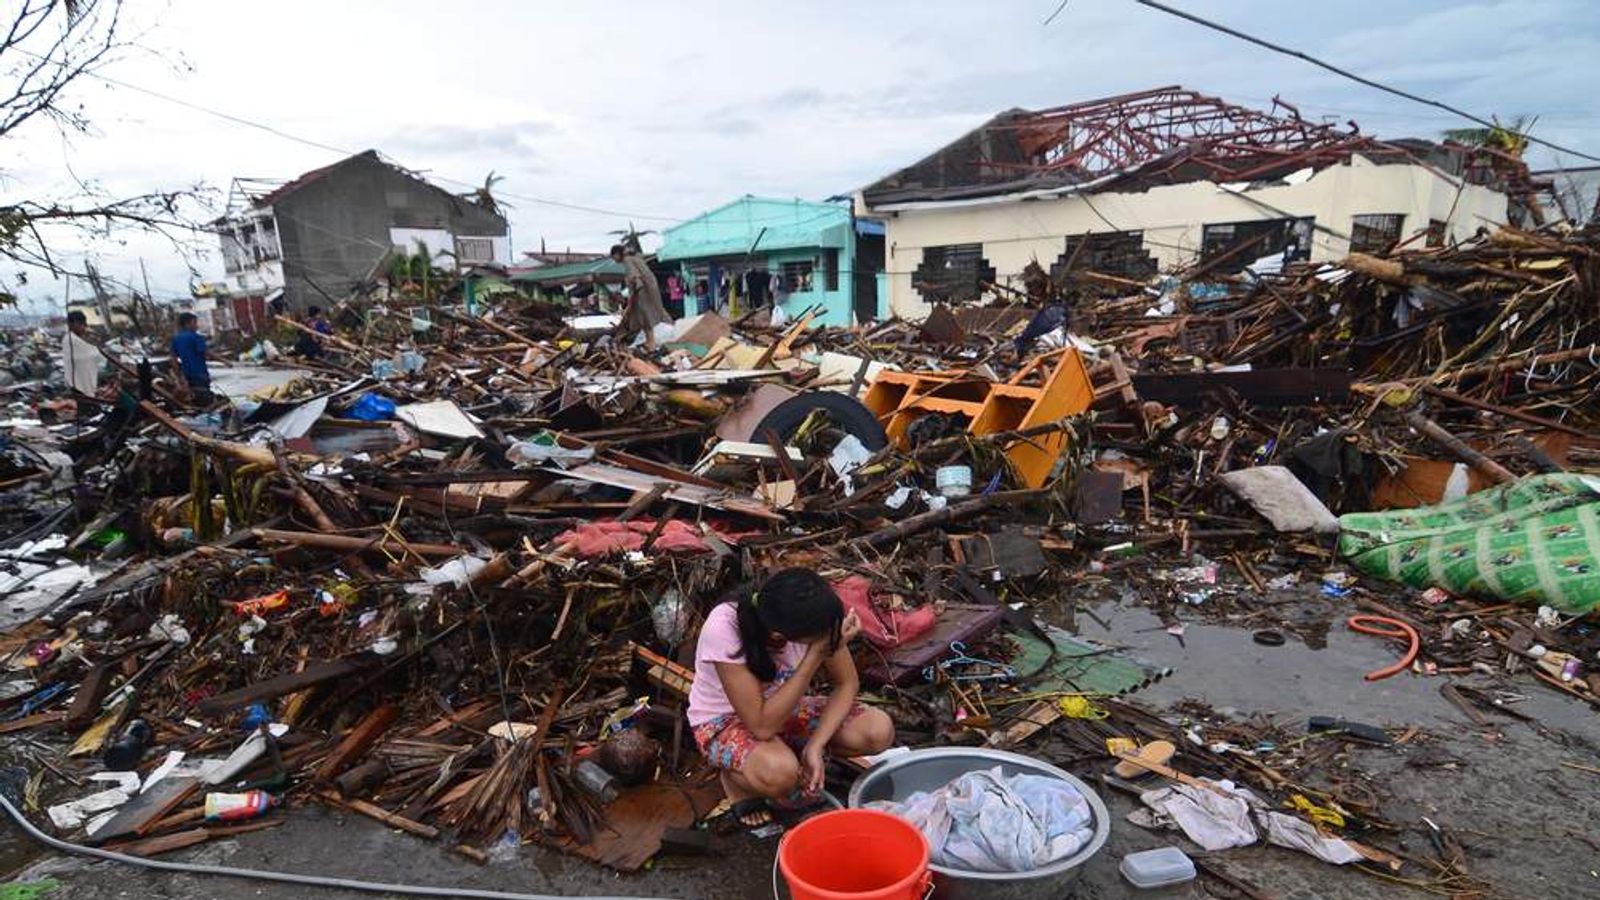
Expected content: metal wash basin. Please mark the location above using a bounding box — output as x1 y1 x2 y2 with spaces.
847 747 1111 900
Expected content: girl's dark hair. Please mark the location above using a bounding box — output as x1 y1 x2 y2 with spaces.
732 568 843 682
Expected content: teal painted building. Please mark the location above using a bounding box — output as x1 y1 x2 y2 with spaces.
658 196 886 327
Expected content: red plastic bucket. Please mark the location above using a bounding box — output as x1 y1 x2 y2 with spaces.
778 809 931 900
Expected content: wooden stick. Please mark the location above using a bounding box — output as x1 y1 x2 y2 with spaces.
849 490 1042 550
1422 386 1590 438
251 527 462 558
1403 411 1516 484
274 314 366 355
318 790 439 839
139 400 277 467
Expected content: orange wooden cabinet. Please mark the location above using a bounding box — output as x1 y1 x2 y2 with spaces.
862 348 1094 488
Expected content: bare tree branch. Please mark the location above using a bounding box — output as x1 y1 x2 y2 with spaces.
0 0 211 307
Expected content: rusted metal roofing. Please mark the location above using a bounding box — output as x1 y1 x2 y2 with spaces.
862 86 1535 207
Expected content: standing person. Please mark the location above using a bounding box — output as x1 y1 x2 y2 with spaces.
170 313 213 405
664 273 686 320
294 306 332 358
688 568 894 827
610 244 670 352
60 310 106 397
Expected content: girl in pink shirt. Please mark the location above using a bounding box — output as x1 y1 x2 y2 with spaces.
689 568 894 826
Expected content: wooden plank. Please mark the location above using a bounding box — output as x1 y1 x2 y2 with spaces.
0 711 64 735
864 602 1006 686
88 776 200 846
104 827 211 857
319 790 438 839
556 783 715 872
197 657 373 717
108 818 282 858
64 663 117 733
251 528 463 558
551 463 783 521
314 704 399 782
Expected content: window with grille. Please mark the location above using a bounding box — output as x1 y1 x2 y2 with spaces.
823 248 839 291
913 243 995 304
780 260 814 292
456 236 496 265
1350 214 1405 254
1052 231 1157 291
1199 218 1313 274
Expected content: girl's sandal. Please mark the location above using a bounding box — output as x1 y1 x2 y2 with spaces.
728 797 774 829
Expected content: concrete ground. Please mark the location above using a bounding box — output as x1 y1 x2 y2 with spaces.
5 591 1598 900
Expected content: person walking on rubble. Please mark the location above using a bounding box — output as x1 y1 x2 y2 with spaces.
293 306 333 359
688 568 894 828
610 243 670 353
170 312 213 405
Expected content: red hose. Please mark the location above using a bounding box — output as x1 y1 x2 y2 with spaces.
1346 615 1420 681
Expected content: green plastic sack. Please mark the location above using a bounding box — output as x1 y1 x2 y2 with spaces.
1338 473 1600 613
0 879 60 900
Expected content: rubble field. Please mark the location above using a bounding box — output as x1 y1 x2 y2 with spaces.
1 223 1597 900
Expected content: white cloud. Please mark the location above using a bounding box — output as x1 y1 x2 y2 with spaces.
3 0 1598 305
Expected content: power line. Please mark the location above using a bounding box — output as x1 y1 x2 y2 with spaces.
1125 0 1600 163
15 47 684 223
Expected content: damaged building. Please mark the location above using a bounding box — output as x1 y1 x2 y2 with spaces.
856 86 1546 320
209 150 510 318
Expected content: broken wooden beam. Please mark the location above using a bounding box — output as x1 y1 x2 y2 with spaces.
1403 410 1516 484
251 528 463 558
196 657 375 717
64 663 117 733
849 490 1043 551
314 704 399 783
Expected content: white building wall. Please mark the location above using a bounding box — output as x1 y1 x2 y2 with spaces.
388 229 511 269
232 259 284 295
866 156 1508 321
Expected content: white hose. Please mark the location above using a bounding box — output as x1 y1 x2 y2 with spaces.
0 791 670 900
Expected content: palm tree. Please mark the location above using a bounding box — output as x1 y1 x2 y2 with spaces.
1442 115 1536 158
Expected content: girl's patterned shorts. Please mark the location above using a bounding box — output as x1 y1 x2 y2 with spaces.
693 697 868 770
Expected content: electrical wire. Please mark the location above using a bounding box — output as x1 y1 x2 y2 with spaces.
1126 0 1600 163
9 46 683 223
0 789 669 900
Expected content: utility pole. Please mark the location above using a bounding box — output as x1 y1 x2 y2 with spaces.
85 261 113 332
139 258 155 337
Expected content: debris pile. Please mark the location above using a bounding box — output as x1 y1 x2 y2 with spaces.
0 224 1596 895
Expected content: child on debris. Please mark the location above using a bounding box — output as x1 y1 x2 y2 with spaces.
688 568 895 827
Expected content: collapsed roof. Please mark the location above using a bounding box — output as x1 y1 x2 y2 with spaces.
862 86 1537 207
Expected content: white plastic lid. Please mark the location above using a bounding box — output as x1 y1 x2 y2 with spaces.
1120 846 1197 889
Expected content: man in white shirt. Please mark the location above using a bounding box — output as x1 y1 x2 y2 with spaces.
60 310 106 396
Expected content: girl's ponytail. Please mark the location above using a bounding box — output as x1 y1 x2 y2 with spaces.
732 586 778 681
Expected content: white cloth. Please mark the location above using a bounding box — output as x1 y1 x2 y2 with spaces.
1135 782 1256 850
1131 780 1363 865
61 331 105 395
1260 811 1364 864
869 766 1095 873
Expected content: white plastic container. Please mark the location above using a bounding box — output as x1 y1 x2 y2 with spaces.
1120 846 1196 889
935 465 973 498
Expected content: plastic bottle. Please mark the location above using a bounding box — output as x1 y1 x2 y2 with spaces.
204 790 276 822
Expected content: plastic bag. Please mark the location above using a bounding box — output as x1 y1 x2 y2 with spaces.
347 392 396 421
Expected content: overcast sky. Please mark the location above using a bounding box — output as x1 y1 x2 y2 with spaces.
4 0 1599 310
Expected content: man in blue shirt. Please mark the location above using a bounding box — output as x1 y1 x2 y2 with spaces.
171 312 213 405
